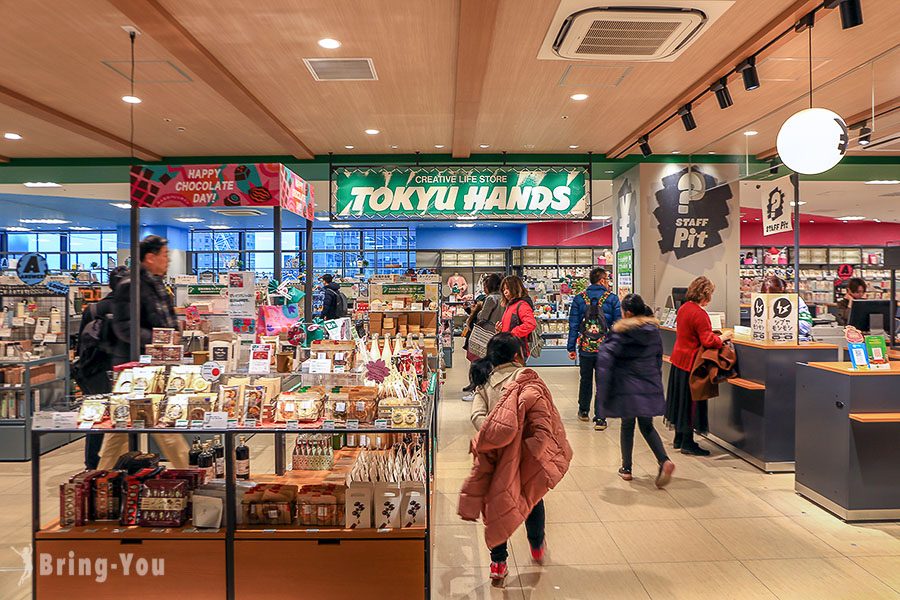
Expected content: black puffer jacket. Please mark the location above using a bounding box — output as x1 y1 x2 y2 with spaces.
594 316 666 419
111 266 177 365
321 282 342 319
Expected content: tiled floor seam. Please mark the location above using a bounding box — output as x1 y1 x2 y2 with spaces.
849 557 900 595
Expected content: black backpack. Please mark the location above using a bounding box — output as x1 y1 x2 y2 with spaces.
73 303 115 381
577 291 611 353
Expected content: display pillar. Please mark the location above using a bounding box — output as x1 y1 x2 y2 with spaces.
631 163 741 324
612 166 641 297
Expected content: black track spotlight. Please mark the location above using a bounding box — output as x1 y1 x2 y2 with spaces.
710 77 733 109
825 0 863 29
769 159 779 175
638 135 652 158
737 56 760 91
678 104 697 132
858 125 872 146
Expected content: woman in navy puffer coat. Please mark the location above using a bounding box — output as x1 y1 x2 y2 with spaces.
594 294 675 488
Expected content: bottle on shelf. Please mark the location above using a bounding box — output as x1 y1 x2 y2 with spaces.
188 436 202 467
369 335 380 362
212 435 225 478
198 441 215 481
381 334 393 362
235 436 250 480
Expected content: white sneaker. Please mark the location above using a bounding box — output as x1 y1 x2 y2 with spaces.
461 392 474 402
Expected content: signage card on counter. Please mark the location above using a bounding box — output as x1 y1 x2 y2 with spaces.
52 413 78 429
204 412 228 429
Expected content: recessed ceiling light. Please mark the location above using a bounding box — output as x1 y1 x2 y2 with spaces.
743 130 758 136
317 38 341 49
837 215 865 221
561 115 569 120
434 144 445 149
457 216 477 220
331 224 351 229
809 220 815 223
874 218 882 223
604 170 614 174
3 132 22 140
591 215 611 220
865 180 900 185
742 220 748 223
122 95 142 104
175 217 204 223
344 145 354 149
315 216 330 221
110 202 132 209
569 145 579 149
671 150 681 154
69 226 92 231
20 218 69 224
754 218 760 221
570 93 589 101
479 144 490 149
390 144 399 149
364 129 380 135
209 225 231 230
708 151 716 154
23 182 61 188
455 223 476 228
523 144 536 149
6 226 31 232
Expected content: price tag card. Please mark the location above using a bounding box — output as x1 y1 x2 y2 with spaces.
139 355 153 364
204 412 228 429
174 419 190 428
248 344 273 374
410 302 424 311
391 300 406 310
285 419 300 430
190 420 204 429
78 421 94 430
321 419 335 430
43 333 58 343
52 413 78 429
114 419 129 429
11 317 24 327
374 418 389 429
244 418 258 428
32 412 54 430
307 359 333 373
132 420 145 430
346 419 360 430
0 327 10 338
227 418 239 429
24 317 36 326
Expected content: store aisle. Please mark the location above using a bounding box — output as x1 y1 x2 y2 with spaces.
432 348 900 599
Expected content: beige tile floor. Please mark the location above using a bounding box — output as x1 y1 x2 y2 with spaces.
0 348 897 598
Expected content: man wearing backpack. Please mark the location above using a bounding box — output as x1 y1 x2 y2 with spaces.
568 267 621 430
320 273 348 319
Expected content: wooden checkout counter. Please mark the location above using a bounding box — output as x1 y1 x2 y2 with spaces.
660 326 839 472
795 362 900 521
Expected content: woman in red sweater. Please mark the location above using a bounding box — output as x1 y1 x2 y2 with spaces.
498 275 537 361
665 276 732 456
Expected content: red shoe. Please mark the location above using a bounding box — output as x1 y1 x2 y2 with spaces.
490 561 508 586
530 541 547 565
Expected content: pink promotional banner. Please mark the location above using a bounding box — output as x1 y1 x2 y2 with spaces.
129 163 314 219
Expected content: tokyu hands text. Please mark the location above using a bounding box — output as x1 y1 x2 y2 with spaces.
40 551 165 582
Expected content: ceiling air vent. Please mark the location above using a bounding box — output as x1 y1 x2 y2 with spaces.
539 1 734 63
303 58 378 81
211 208 265 217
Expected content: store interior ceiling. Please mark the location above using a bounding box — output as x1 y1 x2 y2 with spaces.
0 0 898 230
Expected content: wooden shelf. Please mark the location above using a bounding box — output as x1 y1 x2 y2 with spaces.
807 362 900 376
38 520 225 540
849 413 900 423
235 526 425 540
726 377 766 391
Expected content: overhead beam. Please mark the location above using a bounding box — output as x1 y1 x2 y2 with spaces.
0 155 9 163
757 97 900 159
0 85 162 161
110 0 313 160
451 0 501 159
606 0 822 159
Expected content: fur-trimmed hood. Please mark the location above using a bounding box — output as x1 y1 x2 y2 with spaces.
612 315 659 333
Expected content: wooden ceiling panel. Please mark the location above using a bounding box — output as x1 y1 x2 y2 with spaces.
626 1 900 157
0 0 287 157
159 0 458 154
0 105 125 158
473 0 804 154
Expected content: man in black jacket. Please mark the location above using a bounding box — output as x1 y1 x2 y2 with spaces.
111 235 178 365
320 273 343 319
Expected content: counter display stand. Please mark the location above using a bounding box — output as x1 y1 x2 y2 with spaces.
0 284 73 460
795 361 900 521
660 326 839 472
31 370 438 599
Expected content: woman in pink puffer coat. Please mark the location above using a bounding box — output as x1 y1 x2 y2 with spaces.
458 333 573 587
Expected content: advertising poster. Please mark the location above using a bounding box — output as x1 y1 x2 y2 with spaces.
654 166 732 258
616 250 634 297
751 293 798 344
756 176 793 236
333 166 589 220
227 271 256 318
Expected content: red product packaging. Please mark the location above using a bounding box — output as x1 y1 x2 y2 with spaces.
69 470 106 526
59 482 76 527
93 471 125 521
158 468 206 489
121 467 163 526
139 479 189 527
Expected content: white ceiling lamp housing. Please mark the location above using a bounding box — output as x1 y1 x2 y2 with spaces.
175 217 204 223
776 108 848 175
111 202 132 209
122 95 142 104
570 93 589 101
317 38 341 49
23 182 61 188
364 129 380 135
208 225 231 230
3 132 22 140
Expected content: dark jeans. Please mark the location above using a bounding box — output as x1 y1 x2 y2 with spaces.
621 417 669 470
578 353 598 415
490 499 545 563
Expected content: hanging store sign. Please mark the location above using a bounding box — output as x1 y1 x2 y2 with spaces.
757 176 793 236
130 163 314 219
654 166 732 259
16 252 48 286
332 166 590 220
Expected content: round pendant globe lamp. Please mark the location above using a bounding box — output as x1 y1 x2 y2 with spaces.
776 107 848 175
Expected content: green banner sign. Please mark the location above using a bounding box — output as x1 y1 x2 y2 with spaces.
381 283 426 296
333 166 589 220
187 284 226 296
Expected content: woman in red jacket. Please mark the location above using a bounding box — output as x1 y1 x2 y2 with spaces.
497 275 537 361
665 276 732 456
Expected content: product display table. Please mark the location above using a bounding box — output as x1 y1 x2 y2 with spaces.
660 327 839 472
795 361 900 521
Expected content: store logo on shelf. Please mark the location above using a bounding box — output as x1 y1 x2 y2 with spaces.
616 178 636 250
38 551 165 582
654 167 732 259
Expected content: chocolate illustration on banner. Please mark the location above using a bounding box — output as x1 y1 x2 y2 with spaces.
616 177 636 251
654 166 732 259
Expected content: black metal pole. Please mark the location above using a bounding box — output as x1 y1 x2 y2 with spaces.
224 432 235 600
791 173 801 295
305 217 314 320
130 204 141 361
273 206 282 282
891 268 897 349
31 429 39 599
